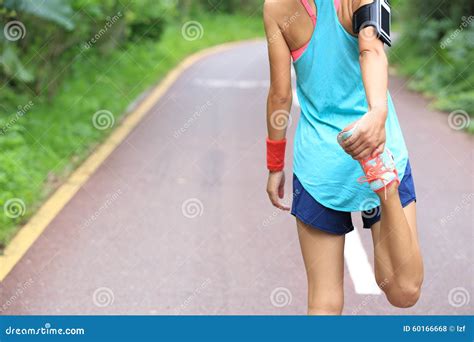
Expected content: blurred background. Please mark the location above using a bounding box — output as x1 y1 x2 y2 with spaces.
0 0 472 315
0 0 265 245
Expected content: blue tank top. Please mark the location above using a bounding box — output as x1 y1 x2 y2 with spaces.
293 0 408 212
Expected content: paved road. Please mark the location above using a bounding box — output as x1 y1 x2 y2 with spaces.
1 41 473 315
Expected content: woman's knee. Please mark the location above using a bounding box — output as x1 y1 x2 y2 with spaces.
308 295 344 315
382 280 422 308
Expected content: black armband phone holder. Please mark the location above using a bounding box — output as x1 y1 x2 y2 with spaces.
353 0 392 46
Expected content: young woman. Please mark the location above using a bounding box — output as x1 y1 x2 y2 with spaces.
263 0 424 315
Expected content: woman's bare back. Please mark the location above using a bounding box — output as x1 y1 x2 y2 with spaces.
263 0 360 52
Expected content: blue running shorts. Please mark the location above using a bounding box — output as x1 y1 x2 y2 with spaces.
291 161 416 235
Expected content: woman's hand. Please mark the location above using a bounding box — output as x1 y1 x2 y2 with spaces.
341 109 387 160
266 171 290 211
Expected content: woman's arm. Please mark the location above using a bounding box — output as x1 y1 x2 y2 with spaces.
264 3 292 140
341 0 388 160
263 2 292 210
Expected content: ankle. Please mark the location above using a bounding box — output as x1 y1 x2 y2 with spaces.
376 180 399 201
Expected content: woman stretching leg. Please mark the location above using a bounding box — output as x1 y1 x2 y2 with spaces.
263 0 423 314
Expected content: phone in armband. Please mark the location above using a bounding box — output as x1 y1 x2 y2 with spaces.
353 0 392 47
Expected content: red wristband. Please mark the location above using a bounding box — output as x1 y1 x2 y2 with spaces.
266 138 286 172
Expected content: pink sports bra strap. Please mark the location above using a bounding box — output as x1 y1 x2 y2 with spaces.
300 0 317 25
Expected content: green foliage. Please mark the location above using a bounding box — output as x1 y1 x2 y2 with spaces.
390 0 474 121
0 43 33 82
0 0 175 96
4 0 75 29
178 0 262 17
125 0 172 41
202 0 262 14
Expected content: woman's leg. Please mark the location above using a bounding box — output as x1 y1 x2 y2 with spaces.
371 183 424 308
296 218 345 315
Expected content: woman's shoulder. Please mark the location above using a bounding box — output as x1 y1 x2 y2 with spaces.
263 0 296 15
263 0 300 26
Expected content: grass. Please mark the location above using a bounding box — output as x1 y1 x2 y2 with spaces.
0 14 264 250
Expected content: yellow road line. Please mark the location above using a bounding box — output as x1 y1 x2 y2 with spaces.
0 40 260 282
